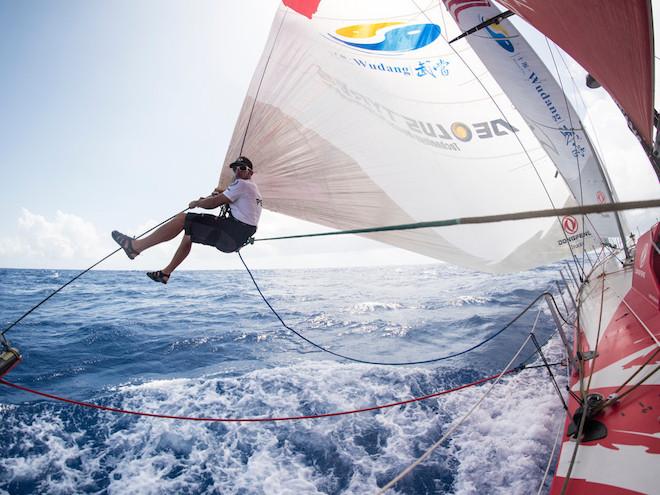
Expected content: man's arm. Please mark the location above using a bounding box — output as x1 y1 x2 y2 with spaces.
189 193 231 210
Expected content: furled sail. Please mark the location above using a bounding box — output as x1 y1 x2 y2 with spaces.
221 0 613 272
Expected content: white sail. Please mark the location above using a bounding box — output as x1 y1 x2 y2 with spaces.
443 0 622 239
221 1 606 272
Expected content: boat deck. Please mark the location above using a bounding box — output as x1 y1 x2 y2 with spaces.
551 227 660 494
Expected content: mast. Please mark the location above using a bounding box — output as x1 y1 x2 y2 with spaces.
581 125 632 260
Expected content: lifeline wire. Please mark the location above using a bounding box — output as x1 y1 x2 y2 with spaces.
0 363 559 423
0 208 190 338
238 251 567 366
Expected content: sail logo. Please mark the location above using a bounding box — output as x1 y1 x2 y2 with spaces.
558 216 591 247
318 68 519 152
451 123 472 142
482 17 514 52
407 119 517 143
329 22 441 52
561 216 578 235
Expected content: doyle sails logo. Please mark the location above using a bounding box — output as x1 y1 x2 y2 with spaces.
329 22 441 52
482 16 514 52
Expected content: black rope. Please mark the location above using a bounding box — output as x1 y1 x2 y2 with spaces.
1 208 190 338
531 333 568 410
518 361 563 371
517 296 574 368
237 251 569 366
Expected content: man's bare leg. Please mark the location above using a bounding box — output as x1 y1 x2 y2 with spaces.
162 234 192 276
132 213 186 254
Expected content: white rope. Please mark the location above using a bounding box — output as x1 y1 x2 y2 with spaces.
537 418 564 495
536 334 570 495
376 332 533 494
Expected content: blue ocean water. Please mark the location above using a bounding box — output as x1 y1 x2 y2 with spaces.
0 263 569 494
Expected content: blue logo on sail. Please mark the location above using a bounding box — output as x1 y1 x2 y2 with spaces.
330 22 441 52
483 18 514 52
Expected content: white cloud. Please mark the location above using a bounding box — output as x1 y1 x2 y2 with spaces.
0 209 107 267
0 208 436 271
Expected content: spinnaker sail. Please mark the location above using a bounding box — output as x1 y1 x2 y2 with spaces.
220 0 635 272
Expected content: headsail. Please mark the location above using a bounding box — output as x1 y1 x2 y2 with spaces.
442 0 624 239
495 0 657 173
222 0 618 272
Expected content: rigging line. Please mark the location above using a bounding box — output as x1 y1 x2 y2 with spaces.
537 416 565 495
584 269 607 393
561 271 606 495
376 332 534 495
549 38 632 263
408 0 586 279
519 329 561 367
594 348 660 413
531 332 568 410
238 8 288 156
545 37 588 277
0 365 559 423
519 283 575 368
252 199 660 243
0 208 191 338
436 0 448 41
555 48 607 167
238 251 562 366
606 365 659 404
448 10 514 44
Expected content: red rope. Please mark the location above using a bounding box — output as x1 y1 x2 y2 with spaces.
0 369 517 423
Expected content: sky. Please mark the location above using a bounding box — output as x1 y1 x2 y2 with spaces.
1 0 658 272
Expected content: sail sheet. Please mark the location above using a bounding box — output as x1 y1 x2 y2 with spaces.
221 0 607 273
495 0 655 153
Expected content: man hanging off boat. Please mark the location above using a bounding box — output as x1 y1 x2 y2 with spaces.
111 156 262 284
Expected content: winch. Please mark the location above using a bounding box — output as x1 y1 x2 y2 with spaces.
0 342 21 377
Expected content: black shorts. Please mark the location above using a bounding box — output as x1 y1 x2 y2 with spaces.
184 213 257 253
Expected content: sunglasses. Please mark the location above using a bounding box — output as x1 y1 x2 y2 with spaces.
234 165 252 171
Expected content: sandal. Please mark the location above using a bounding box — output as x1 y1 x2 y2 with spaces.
112 230 139 260
147 271 170 284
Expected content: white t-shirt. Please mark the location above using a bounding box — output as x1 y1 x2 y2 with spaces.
223 179 262 227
